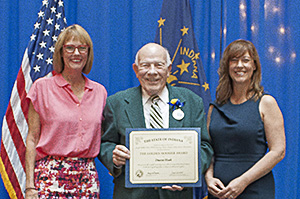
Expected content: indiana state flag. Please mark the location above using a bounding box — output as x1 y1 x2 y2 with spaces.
155 0 211 113
154 0 211 198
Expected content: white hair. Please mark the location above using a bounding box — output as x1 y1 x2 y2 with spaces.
134 43 172 67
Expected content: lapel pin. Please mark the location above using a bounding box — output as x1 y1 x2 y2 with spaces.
168 98 185 121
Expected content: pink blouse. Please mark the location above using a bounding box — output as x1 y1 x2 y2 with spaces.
27 74 107 160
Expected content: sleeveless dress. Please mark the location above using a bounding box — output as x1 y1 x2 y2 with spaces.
208 97 275 199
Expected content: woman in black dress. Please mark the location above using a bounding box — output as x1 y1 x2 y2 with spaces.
205 39 286 199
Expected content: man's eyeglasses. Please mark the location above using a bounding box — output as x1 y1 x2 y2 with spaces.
63 45 89 54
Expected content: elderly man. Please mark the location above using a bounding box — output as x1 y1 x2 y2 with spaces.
99 43 213 199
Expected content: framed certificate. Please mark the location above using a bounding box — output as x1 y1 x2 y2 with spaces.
125 128 201 188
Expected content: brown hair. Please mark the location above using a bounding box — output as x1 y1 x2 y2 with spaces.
53 24 94 74
216 39 264 104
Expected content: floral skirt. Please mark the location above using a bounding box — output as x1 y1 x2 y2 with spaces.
34 156 100 199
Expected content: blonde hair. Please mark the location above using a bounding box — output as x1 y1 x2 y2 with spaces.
216 39 264 105
53 24 94 74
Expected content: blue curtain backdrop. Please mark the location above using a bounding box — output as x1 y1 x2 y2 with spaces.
0 0 299 198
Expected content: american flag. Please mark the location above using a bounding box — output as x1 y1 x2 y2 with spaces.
0 0 67 198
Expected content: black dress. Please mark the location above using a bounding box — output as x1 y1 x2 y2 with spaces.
208 97 275 199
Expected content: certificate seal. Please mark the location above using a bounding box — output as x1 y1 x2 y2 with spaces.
136 170 143 178
172 109 184 120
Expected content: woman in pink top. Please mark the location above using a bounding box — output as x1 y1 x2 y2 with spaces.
25 24 107 199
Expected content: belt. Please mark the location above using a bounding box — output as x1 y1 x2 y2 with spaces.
215 153 264 162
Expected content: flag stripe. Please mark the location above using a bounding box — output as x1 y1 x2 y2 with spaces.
2 117 26 191
16 67 30 122
5 104 26 170
0 142 22 199
0 153 17 199
21 49 33 94
10 73 29 143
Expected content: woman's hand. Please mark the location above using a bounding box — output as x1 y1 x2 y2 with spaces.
206 176 225 198
218 177 247 199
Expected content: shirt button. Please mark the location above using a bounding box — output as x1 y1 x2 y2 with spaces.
79 118 82 121
77 104 80 107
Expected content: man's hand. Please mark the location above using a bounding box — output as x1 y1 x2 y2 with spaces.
113 145 130 167
162 185 184 191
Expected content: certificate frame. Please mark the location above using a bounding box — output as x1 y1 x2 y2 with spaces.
125 128 201 188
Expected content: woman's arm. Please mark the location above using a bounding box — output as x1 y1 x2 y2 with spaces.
204 105 214 180
25 102 41 198
205 105 226 197
219 95 286 199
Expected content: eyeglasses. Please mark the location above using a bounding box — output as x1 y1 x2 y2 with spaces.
63 45 89 54
139 62 167 70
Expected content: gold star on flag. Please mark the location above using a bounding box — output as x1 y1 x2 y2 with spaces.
177 59 190 75
181 26 189 36
202 82 210 91
194 52 200 60
158 17 166 27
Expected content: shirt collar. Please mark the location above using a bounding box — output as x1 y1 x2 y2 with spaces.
142 86 169 106
54 73 93 90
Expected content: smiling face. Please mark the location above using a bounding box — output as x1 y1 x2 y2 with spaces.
133 43 172 96
62 37 88 73
229 52 256 86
